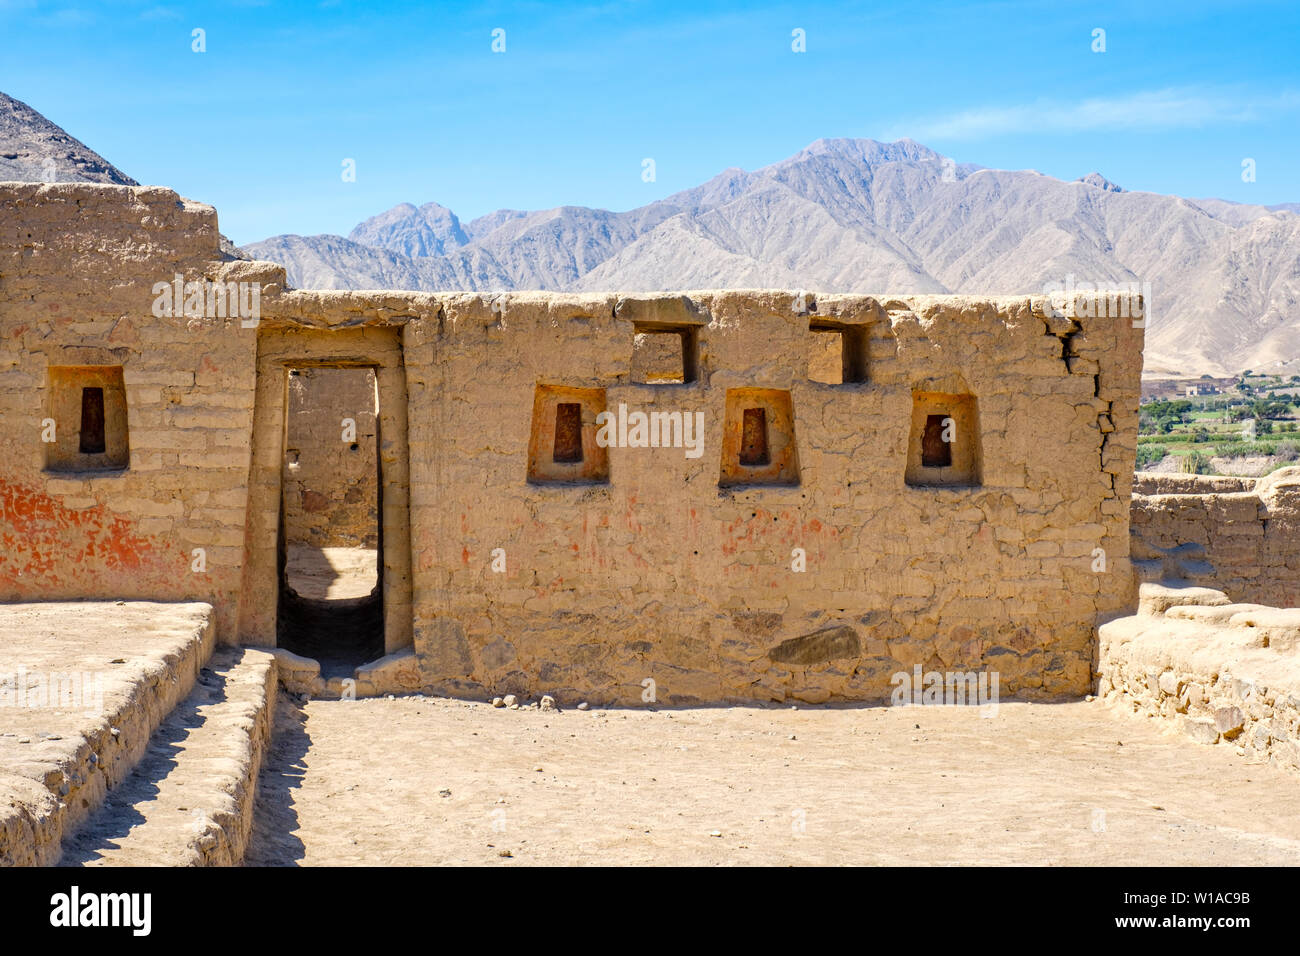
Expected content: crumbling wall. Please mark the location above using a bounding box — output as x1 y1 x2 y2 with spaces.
1099 583 1300 775
1 185 1147 703
1133 473 1256 495
1130 468 1300 607
0 183 281 643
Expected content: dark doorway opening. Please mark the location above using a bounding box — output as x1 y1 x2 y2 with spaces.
276 366 384 677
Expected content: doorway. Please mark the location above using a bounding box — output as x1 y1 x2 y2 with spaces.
276 365 384 675
237 324 412 663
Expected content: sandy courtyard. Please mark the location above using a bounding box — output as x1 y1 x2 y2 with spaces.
243 695 1300 866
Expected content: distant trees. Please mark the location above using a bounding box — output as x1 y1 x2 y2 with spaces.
1136 445 1168 468
1139 393 1295 440
1142 399 1193 422
1250 399 1289 421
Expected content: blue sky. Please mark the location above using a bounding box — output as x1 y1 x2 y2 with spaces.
2 0 1297 244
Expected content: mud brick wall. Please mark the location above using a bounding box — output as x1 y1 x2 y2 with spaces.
1130 468 1300 607
0 183 280 642
1133 473 1256 495
1 185 1147 703
402 291 1143 705
283 367 379 548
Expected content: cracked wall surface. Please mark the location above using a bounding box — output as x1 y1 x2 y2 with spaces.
0 184 1146 703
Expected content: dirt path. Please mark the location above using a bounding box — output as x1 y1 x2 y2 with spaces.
245 695 1300 866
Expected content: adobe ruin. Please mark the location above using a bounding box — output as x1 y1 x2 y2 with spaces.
8 182 1300 868
0 182 1148 705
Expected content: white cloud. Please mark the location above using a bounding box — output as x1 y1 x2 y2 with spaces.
891 87 1300 140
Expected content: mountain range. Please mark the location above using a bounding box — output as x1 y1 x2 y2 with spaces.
243 139 1300 377
1 90 1296 377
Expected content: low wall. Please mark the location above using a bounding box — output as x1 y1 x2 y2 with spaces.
1130 468 1300 606
1132 473 1257 495
1099 583 1300 775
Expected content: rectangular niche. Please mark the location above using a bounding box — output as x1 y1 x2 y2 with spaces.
631 324 698 384
905 391 981 488
720 388 799 487
527 384 610 484
45 365 130 472
808 320 868 385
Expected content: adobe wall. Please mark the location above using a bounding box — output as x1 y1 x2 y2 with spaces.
1130 468 1300 607
0 183 278 643
0 184 1147 704
283 366 379 549
396 290 1143 704
1099 583 1300 775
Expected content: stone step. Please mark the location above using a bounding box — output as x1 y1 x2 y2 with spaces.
1138 582 1231 617
0 602 216 867
58 647 277 867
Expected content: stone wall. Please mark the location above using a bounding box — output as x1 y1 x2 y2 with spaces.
1130 468 1300 607
1133 473 1257 495
1099 583 1300 775
1 184 1148 703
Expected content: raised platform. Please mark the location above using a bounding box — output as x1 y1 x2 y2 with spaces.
1099 583 1300 774
0 602 215 864
59 646 276 866
0 601 264 865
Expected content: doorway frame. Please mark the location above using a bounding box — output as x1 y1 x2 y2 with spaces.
237 326 412 657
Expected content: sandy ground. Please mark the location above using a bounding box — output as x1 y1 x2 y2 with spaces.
245 695 1300 866
284 546 377 600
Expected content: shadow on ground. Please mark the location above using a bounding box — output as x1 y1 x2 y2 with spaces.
243 696 312 866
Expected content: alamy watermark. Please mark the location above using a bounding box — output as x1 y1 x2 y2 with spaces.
890 665 999 717
595 403 705 459
1042 274 1149 328
1 668 105 713
151 273 261 327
